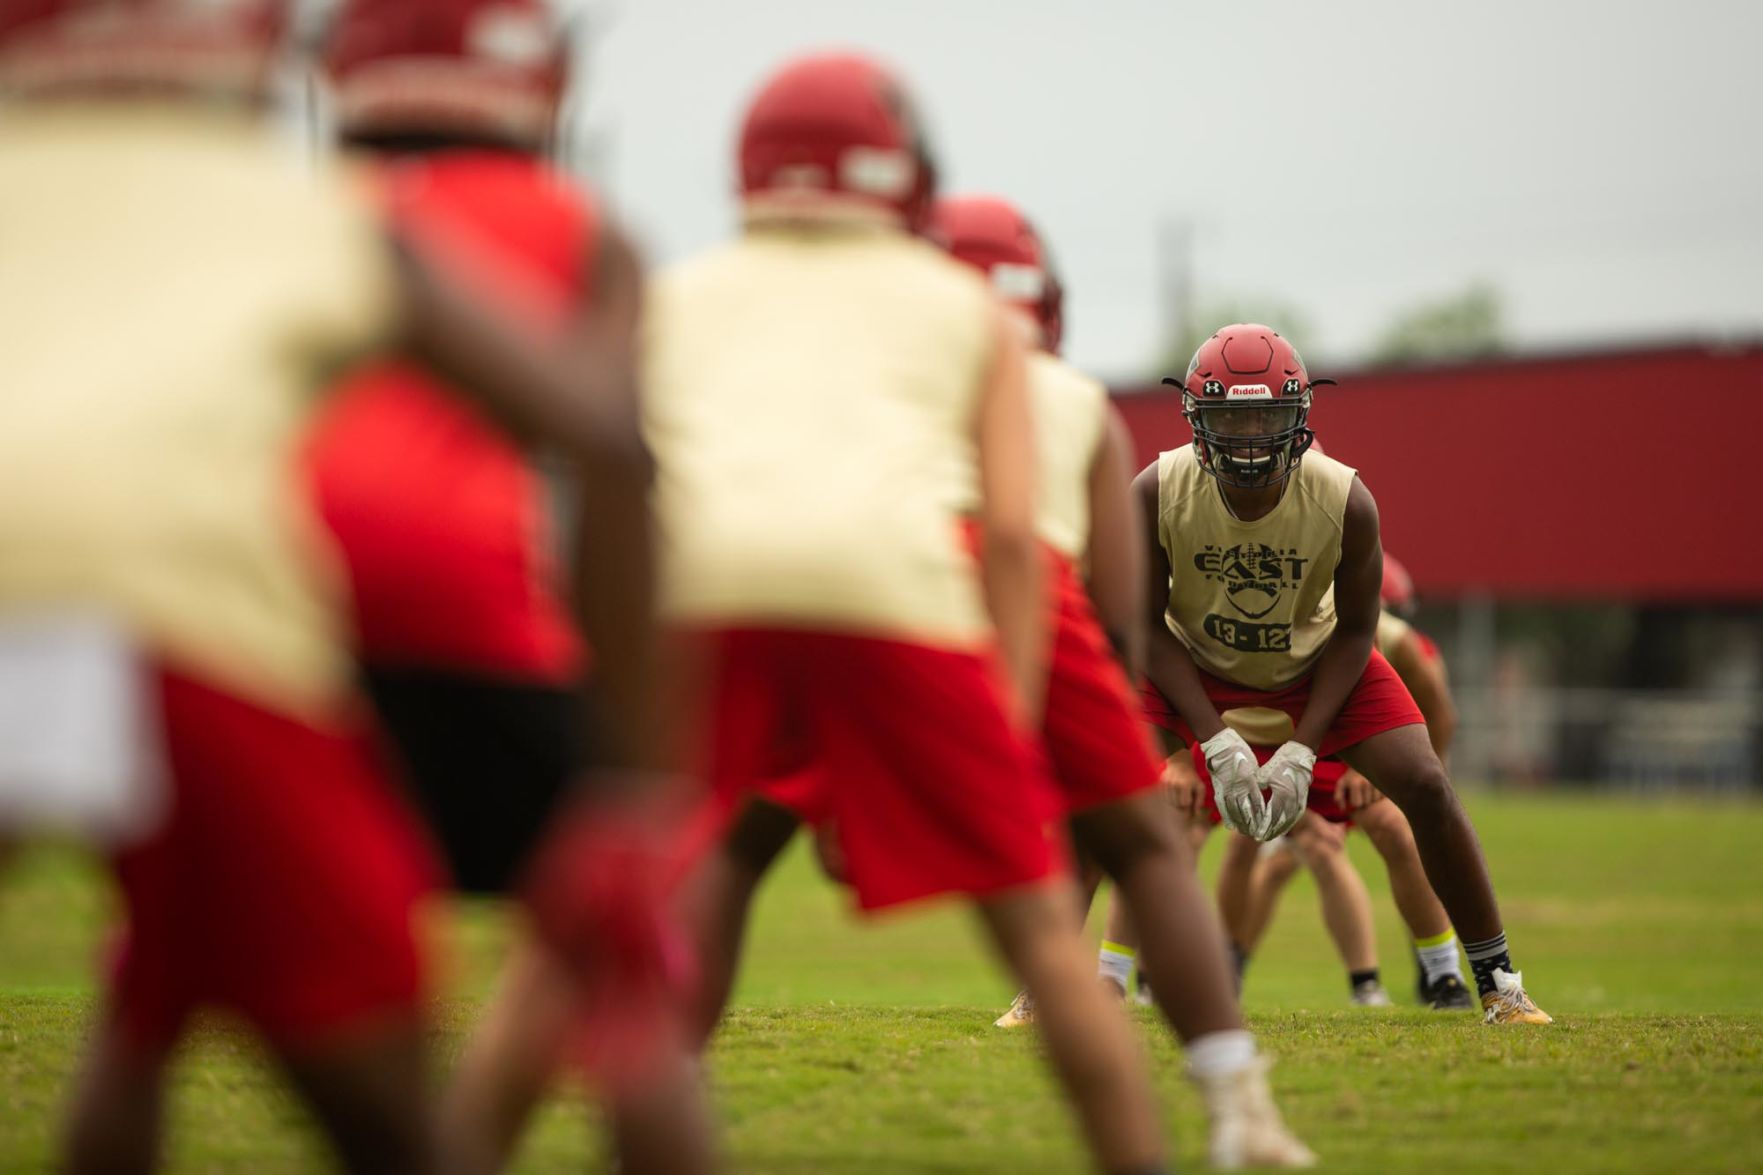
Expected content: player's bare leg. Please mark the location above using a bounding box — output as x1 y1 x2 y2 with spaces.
1352 799 1474 1009
279 1018 436 1175
1236 839 1299 955
1213 831 1261 968
1287 821 1385 1003
1354 799 1449 941
975 881 1167 1175
1077 793 1240 1041
444 935 714 1175
677 799 800 1045
63 1026 168 1175
441 943 572 1175
1075 793 1315 1168
70 1012 437 1175
1101 813 1214 1003
1341 724 1550 1023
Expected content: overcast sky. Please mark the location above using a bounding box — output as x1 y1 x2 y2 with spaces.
561 0 1763 379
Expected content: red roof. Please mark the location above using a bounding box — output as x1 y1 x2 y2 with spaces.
1111 340 1763 601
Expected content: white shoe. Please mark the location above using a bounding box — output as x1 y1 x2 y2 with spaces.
993 989 1035 1028
1193 1056 1317 1169
1350 979 1393 1007
1481 968 1553 1025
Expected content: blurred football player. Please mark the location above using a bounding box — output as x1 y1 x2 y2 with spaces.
1130 323 1549 1025
929 196 1312 1167
307 2 709 1171
652 53 1170 1175
0 0 668 1168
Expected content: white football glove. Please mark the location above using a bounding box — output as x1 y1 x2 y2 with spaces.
1201 728 1266 838
1258 741 1317 841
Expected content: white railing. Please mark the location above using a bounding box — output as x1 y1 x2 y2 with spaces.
1451 688 1762 791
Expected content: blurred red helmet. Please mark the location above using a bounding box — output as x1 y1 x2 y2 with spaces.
737 51 937 229
1382 553 1417 616
324 0 568 150
1163 323 1331 489
928 195 1064 354
0 0 284 98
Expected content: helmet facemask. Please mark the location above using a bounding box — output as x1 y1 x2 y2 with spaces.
1183 394 1314 489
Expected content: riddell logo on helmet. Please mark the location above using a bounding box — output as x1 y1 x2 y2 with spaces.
990 263 1046 301
1225 384 1273 400
469 6 553 67
839 147 914 198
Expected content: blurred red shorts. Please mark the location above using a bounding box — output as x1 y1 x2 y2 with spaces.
754 552 1162 829
692 628 1065 912
1038 553 1164 811
109 671 436 1054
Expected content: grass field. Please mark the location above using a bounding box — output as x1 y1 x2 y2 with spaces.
3 793 1762 1172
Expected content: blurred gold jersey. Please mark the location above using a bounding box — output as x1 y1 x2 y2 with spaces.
1157 446 1357 690
945 348 1107 562
643 221 997 645
1376 608 1414 660
1025 351 1107 562
0 104 396 719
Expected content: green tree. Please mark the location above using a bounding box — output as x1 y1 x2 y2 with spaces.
1370 282 1507 366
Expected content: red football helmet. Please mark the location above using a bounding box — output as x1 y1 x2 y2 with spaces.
1381 553 1417 617
928 195 1064 354
737 51 937 230
1164 323 1331 488
0 0 284 98
324 0 568 150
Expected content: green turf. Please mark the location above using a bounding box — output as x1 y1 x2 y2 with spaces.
2 794 1761 1172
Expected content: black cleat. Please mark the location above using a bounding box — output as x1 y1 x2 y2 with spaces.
1422 973 1476 1011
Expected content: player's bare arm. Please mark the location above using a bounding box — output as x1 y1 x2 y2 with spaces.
1387 631 1458 763
1290 478 1382 752
1133 462 1226 745
1084 406 1147 675
975 304 1048 726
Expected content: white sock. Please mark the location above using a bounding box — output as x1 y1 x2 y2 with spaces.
1098 940 1135 990
1186 1030 1258 1080
1416 931 1466 985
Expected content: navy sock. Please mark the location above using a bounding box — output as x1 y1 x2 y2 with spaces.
1463 932 1512 997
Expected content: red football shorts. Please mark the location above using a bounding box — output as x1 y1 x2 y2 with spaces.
1039 554 1164 812
691 628 1064 912
1187 746 1355 827
751 552 1161 825
1138 648 1424 760
109 671 437 1054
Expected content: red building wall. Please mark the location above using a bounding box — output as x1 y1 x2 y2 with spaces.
1111 341 1763 602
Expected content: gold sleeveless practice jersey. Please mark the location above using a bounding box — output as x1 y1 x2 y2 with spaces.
642 222 999 645
1376 608 1414 660
0 105 396 719
1026 351 1107 561
1157 445 1358 690
945 348 1107 561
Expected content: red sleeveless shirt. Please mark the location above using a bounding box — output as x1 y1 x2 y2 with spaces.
305 151 598 682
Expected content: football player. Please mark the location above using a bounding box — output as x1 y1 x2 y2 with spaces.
307 2 709 1170
654 54 1171 1175
932 196 1311 1167
1131 323 1549 1025
0 1 670 1167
